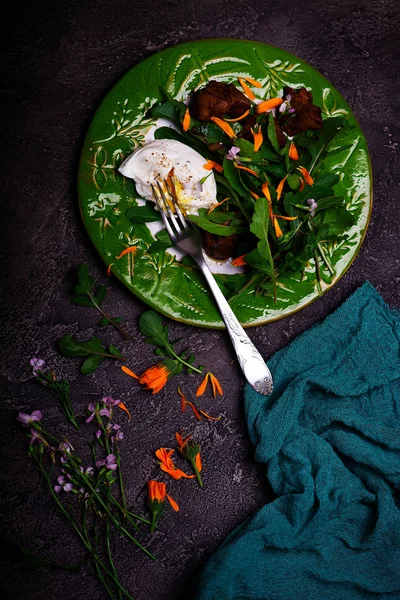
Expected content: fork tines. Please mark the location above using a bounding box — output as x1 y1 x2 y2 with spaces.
151 178 190 237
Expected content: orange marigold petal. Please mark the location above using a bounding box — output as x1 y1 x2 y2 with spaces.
251 127 263 152
276 175 287 201
186 401 202 421
178 387 186 413
121 366 139 379
195 452 202 472
261 181 271 202
249 190 260 200
233 163 259 178
195 373 209 397
238 78 255 101
256 97 283 114
289 141 299 161
199 410 222 421
117 401 131 421
273 214 298 221
210 373 223 396
166 494 179 512
224 109 250 122
231 254 247 267
273 218 283 238
243 76 262 88
297 166 314 185
106 264 113 277
115 246 137 260
207 197 229 215
203 160 224 173
210 117 236 138
299 178 305 191
183 107 190 132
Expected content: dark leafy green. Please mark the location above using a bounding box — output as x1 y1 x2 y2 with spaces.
58 335 125 375
71 264 128 337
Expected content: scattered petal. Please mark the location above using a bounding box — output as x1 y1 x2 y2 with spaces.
166 493 179 512
288 141 299 161
195 373 209 397
121 365 139 379
233 163 259 178
238 78 255 100
117 401 131 421
210 117 236 138
231 254 247 267
182 107 191 132
199 410 222 421
224 110 250 122
256 97 283 114
115 246 137 260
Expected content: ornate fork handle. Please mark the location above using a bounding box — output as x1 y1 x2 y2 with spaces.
196 253 273 396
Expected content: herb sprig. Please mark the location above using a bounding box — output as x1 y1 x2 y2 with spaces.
58 334 125 375
139 311 203 376
72 264 129 338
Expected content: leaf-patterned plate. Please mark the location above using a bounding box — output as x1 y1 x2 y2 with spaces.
78 39 372 329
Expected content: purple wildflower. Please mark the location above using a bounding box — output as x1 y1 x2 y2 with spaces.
112 430 124 443
307 198 318 217
99 407 111 419
96 454 118 471
103 397 120 408
80 466 94 476
30 358 45 376
17 410 43 427
85 404 96 423
225 146 241 161
29 428 42 445
95 430 102 439
54 476 74 493
58 441 73 454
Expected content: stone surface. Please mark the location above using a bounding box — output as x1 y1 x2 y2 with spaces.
1 1 399 599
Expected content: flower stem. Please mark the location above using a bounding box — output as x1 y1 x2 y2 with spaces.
116 452 127 517
150 512 158 534
191 460 203 488
88 290 130 340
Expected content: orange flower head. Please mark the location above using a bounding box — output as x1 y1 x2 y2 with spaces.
148 480 179 531
148 479 166 502
139 363 170 394
155 447 195 480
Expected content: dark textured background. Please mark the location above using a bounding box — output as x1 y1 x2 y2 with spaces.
1 1 399 599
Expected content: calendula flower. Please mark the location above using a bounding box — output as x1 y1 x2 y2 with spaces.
195 372 223 398
175 432 203 487
155 447 195 480
139 363 170 394
17 410 43 427
147 480 179 533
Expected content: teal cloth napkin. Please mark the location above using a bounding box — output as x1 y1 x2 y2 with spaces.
195 283 400 600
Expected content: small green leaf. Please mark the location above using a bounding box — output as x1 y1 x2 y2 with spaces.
125 203 161 223
108 345 123 357
139 311 170 349
71 296 95 307
154 348 166 356
80 355 103 375
94 285 107 307
267 111 280 154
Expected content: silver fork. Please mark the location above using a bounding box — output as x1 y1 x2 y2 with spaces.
151 179 273 396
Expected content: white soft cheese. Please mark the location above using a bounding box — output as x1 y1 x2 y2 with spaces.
118 139 217 214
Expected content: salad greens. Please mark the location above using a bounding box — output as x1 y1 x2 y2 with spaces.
129 84 355 300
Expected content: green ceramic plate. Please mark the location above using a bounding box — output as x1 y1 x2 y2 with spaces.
78 39 372 329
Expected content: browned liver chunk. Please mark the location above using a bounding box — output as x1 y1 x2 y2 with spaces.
202 231 239 261
190 81 250 122
281 86 322 136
